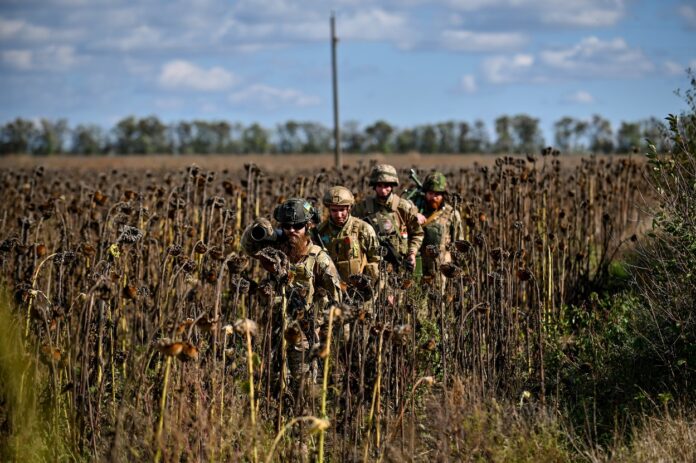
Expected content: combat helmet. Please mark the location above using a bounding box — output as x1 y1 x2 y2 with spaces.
273 198 319 225
369 164 399 186
323 186 355 207
423 172 447 193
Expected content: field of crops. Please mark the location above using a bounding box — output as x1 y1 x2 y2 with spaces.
0 153 651 461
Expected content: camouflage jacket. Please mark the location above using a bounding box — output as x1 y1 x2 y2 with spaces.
418 203 464 254
353 194 424 256
241 219 342 311
316 215 381 282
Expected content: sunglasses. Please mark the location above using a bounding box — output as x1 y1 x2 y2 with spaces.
281 222 306 231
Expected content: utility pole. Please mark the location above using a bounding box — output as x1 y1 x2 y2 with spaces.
330 12 341 169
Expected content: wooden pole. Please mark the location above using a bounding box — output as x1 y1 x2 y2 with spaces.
331 12 342 169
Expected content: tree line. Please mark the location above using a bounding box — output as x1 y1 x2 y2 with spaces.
0 114 668 156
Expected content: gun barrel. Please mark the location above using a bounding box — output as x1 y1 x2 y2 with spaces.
409 169 423 188
251 223 280 241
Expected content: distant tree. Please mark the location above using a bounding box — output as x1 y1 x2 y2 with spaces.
588 114 614 154
469 120 491 153
457 122 470 153
395 128 416 153
493 116 513 154
417 124 438 154
113 116 138 154
175 121 195 154
71 124 105 155
227 122 245 154
341 120 364 153
641 116 669 152
436 121 457 153
137 115 169 154
0 118 39 154
276 120 302 153
571 119 589 152
364 120 394 153
299 122 331 153
242 123 269 153
616 121 642 153
33 118 68 155
511 114 544 154
210 121 232 154
554 116 575 153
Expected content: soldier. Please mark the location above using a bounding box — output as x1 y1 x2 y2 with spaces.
241 198 342 406
414 172 464 278
317 186 381 286
353 164 424 271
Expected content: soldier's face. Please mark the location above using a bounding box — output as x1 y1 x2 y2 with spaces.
281 222 307 242
329 205 350 226
425 191 444 210
374 183 393 199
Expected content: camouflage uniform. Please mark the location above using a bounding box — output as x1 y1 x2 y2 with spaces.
241 198 342 406
317 186 381 284
352 165 424 264
414 172 464 277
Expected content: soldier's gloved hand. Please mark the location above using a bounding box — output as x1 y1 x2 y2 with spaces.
416 213 426 225
405 252 416 271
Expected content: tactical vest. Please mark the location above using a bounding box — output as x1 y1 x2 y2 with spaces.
319 218 365 281
286 244 321 312
364 196 408 255
422 206 453 250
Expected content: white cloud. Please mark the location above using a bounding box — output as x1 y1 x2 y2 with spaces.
2 50 33 70
159 60 239 91
443 0 626 27
106 25 163 51
563 90 595 104
679 4 696 28
460 74 478 93
229 84 320 109
440 30 527 52
340 9 410 43
479 36 653 85
540 3 624 27
539 36 653 76
482 54 535 84
664 60 685 76
2 45 78 70
0 17 51 41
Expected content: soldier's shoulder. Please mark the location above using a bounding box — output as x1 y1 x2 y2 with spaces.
352 198 370 212
395 195 418 213
317 220 330 233
314 247 335 265
351 216 377 235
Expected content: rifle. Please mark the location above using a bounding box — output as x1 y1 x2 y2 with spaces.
362 217 405 271
404 168 425 204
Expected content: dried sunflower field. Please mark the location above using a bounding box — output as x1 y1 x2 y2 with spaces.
0 153 655 461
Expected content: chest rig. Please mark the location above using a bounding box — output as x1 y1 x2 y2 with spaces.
286 244 321 313
319 218 365 281
422 205 454 250
364 196 408 255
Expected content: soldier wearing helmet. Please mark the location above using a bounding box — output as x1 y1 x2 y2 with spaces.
316 186 381 286
352 164 424 271
414 172 463 278
241 197 342 406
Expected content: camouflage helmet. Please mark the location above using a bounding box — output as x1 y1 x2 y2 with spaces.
423 172 447 193
273 198 318 225
323 186 355 207
369 164 399 186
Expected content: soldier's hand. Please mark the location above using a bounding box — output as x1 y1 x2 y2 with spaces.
416 213 426 225
405 252 416 271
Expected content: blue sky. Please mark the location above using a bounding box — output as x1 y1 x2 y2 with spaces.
1 0 695 141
